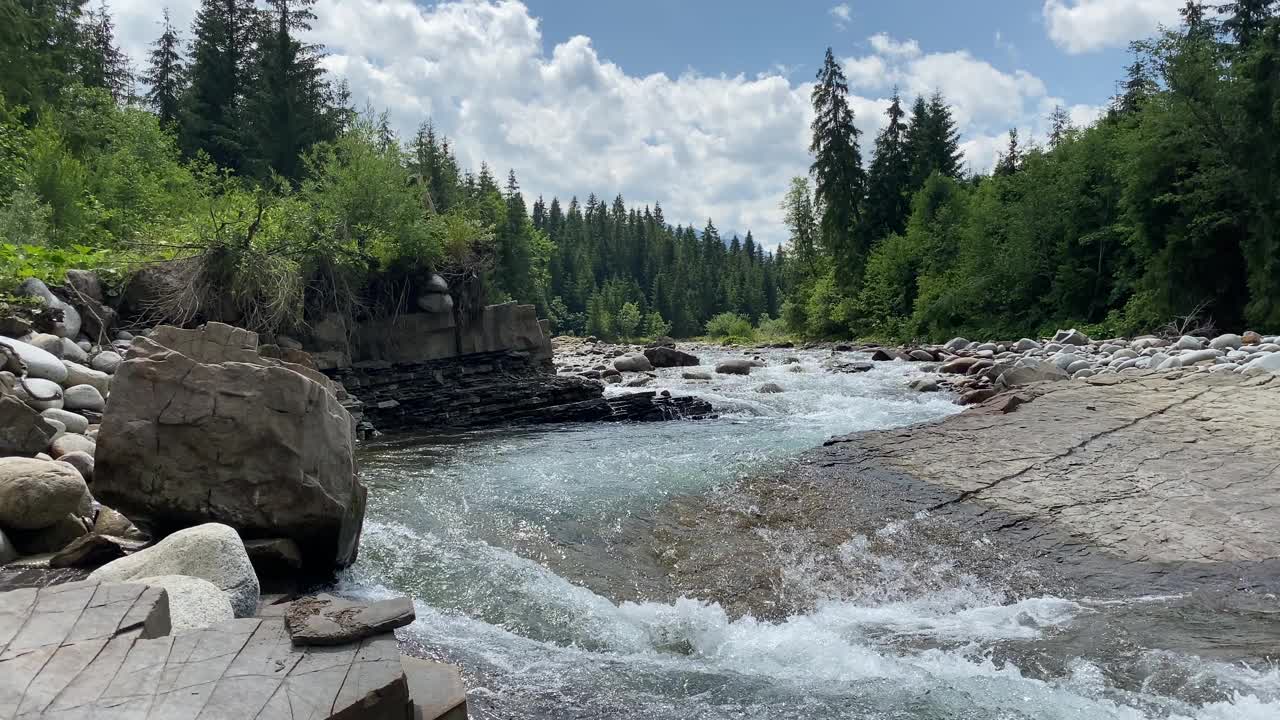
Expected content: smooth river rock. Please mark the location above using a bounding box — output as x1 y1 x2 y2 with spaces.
0 456 88 530
0 336 69 383
89 522 261 618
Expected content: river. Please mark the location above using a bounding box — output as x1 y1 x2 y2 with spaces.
337 348 1280 719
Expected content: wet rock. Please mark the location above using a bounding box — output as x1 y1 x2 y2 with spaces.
138 574 236 631
401 656 469 720
643 346 699 368
89 522 260 618
910 378 940 393
756 383 784 394
245 537 304 575
715 359 754 375
9 513 89 554
285 593 416 646
625 376 652 388
682 371 712 380
908 349 935 362
0 526 14 564
604 374 622 384
0 335 69 383
788 365 804 373
49 531 147 567
0 456 88 530
0 395 57 455
943 337 970 351
614 353 655 373
92 506 148 540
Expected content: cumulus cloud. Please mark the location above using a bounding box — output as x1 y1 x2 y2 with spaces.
1043 0 1184 53
112 1 1100 247
830 3 852 30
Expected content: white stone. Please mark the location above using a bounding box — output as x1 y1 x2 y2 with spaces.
15 278 81 337
1210 334 1242 351
1111 349 1138 361
1243 353 1280 373
89 523 261 617
1157 356 1183 370
29 333 65 357
51 432 95 458
136 575 236 632
1174 336 1203 351
943 337 969 351
1051 353 1080 370
1179 349 1223 365
17 377 64 411
0 456 88 530
0 336 70 383
62 384 106 412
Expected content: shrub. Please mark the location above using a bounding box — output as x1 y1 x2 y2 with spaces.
705 311 754 340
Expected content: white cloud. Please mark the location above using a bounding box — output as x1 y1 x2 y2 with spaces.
1043 0 1184 53
829 3 852 30
112 1 1103 247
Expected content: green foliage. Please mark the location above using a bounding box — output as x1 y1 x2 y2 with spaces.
0 242 117 294
615 301 641 340
705 311 755 341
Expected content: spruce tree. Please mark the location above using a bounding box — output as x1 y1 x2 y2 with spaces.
924 91 964 179
1047 105 1072 148
903 95 932 187
995 128 1021 176
181 0 257 170
83 1 132 102
496 170 535 303
862 89 913 243
1221 0 1278 47
809 47 866 290
144 8 186 128
245 0 337 181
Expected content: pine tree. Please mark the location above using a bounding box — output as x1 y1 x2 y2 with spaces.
1114 57 1156 115
1180 0 1211 37
0 0 93 108
83 1 132 102
181 0 258 170
903 95 932 187
144 8 186 127
862 89 913 242
995 128 1021 176
496 170 535 303
810 47 867 290
245 0 338 181
781 176 819 289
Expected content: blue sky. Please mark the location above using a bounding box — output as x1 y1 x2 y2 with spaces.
530 1 1132 111
113 0 1188 246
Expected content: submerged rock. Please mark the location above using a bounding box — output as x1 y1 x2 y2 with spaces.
715 359 754 375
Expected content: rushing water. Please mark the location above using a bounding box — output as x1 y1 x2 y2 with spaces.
338 348 1280 719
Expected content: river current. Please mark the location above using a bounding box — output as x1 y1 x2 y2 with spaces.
338 348 1280 719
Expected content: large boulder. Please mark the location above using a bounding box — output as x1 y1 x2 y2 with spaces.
643 346 699 368
715 358 754 375
93 323 365 572
0 336 69 383
63 361 111 394
89 522 260 617
137 575 236 631
62 384 105 412
0 456 88 530
1052 329 1091 346
8 512 88 554
13 376 63 411
0 395 57 455
613 353 654 373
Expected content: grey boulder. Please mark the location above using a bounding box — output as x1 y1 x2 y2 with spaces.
89 522 261 618
14 376 63 411
756 383 784 394
613 353 655 372
16 277 81 337
0 456 88 530
63 361 111 395
0 336 69 383
996 359 1069 389
90 350 123 374
94 323 365 572
51 432 96 459
1210 333 1242 351
715 359 754 375
643 346 700 368
62 383 105 412
41 407 89 434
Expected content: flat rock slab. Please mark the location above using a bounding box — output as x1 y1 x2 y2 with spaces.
286 594 415 647
0 582 411 719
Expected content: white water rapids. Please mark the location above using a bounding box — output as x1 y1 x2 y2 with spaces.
338 349 1280 719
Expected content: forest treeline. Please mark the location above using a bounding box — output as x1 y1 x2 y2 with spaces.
788 0 1280 341
1 0 1276 343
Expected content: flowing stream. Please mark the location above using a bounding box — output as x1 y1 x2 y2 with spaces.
338 349 1280 719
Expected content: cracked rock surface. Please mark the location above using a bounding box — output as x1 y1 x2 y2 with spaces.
648 370 1280 621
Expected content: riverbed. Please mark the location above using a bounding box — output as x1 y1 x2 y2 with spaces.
338 348 1280 719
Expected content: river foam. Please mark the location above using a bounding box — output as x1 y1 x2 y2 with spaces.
345 348 1280 719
